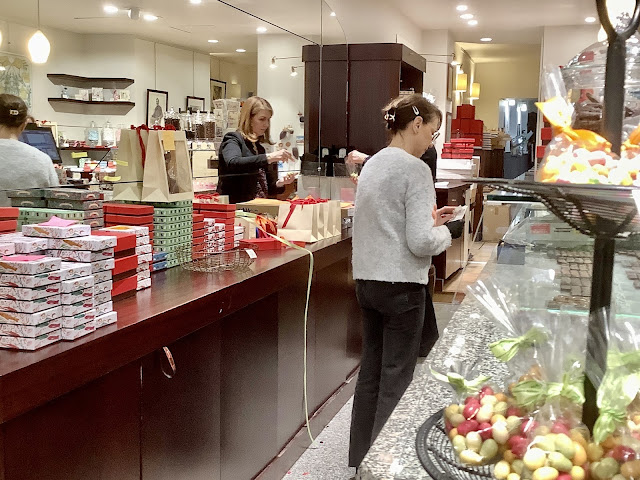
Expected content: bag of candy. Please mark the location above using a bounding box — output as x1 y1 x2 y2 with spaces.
432 359 506 466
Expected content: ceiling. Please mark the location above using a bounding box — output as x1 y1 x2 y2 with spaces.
458 43 542 64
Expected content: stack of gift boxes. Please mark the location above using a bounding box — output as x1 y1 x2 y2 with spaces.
451 105 484 147
103 204 155 245
441 138 476 160
100 225 153 292
195 203 242 252
151 201 193 268
0 207 19 234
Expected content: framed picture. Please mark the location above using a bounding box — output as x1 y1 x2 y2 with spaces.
0 52 32 109
146 89 168 127
445 112 452 142
446 65 455 102
186 96 205 113
210 79 226 106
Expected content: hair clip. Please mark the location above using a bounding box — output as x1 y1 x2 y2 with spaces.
9 109 19 116
412 106 420 116
384 110 396 123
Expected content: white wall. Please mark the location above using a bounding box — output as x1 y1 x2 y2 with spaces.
256 34 306 145
1 21 210 141
541 25 599 70
210 57 257 100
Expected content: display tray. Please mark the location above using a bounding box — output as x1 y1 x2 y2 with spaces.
416 408 492 480
469 178 640 239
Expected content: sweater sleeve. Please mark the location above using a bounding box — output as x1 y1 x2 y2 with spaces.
220 134 269 173
404 164 452 258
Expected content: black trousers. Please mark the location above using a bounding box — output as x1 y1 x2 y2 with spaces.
348 280 425 468
419 291 439 357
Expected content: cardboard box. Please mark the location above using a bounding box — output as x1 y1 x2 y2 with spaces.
93 270 112 284
91 258 115 274
20 208 85 221
482 204 512 242
192 214 205 222
114 255 137 275
1 236 50 253
457 104 476 119
22 223 92 239
60 275 94 293
44 189 103 201
61 320 96 341
0 331 61 350
47 249 114 263
49 236 117 251
0 319 61 337
101 225 149 237
236 199 285 218
154 206 192 216
84 210 104 220
0 255 61 275
92 230 136 252
0 284 60 301
94 280 113 295
60 262 92 280
136 235 150 246
112 275 137 297
137 278 151 290
0 243 15 256
60 287 94 305
0 207 20 220
194 202 235 212
6 189 45 198
0 295 61 313
61 298 94 317
137 270 151 281
154 214 191 224
95 301 113 316
0 306 62 326
95 311 117 328
84 218 105 229
154 221 191 232
95 291 112 305
61 310 96 329
47 199 103 211
103 203 154 215
0 271 60 288
135 244 152 255
105 214 154 225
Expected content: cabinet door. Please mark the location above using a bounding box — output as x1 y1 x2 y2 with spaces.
2 362 141 480
141 321 221 480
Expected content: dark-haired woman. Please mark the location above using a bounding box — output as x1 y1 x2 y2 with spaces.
349 94 464 468
0 94 58 206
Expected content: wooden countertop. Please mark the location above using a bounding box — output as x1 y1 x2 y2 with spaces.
0 234 352 424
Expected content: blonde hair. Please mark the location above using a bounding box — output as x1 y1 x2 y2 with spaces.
238 96 274 145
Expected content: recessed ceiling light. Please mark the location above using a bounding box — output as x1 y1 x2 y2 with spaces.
456 5 468 11
103 5 118 14
236 48 246 53
468 20 478 26
208 39 219 43
330 11 336 16
460 13 474 19
190 0 202 3
256 26 267 33
585 16 597 23
480 37 492 42
143 13 158 21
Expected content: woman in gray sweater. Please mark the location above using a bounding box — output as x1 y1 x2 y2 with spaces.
349 94 463 468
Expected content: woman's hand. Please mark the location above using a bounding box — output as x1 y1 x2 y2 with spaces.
267 149 295 164
433 206 456 227
276 173 297 187
346 150 368 165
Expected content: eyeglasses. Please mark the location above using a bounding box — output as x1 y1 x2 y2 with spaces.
431 131 441 142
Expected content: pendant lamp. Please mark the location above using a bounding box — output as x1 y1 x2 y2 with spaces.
28 0 50 64
469 82 480 99
455 73 468 92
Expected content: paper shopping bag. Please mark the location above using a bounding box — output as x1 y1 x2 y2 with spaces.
112 128 147 201
326 200 342 237
142 130 194 203
277 201 322 243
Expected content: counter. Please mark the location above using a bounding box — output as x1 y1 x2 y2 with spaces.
0 234 361 480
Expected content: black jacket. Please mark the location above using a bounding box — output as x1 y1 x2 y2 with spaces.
216 131 283 204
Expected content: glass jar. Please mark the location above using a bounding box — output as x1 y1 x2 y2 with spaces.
86 121 100 147
102 120 115 147
182 112 195 141
203 111 216 141
194 110 206 141
164 106 182 130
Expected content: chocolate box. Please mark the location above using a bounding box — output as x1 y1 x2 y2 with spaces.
0 306 62 326
137 278 151 290
61 309 96 329
61 320 96 341
92 230 136 252
44 189 104 201
94 280 113 295
22 223 92 239
11 198 47 208
101 225 149 237
137 253 152 265
47 249 114 263
0 331 61 350
7 189 45 198
61 287 94 305
0 319 61 337
0 271 60 288
93 270 112 284
95 301 113 316
103 203 154 215
1 235 50 253
0 295 61 313
91 258 115 273
154 214 191 224
60 275 94 293
47 199 103 211
154 206 192 216
61 298 95 317
0 243 15 256
95 311 117 328
114 255 137 275
49 236 117 251
136 235 150 246
0 256 61 275
154 221 191 232
137 270 151 281
59 262 92 281
94 291 112 305
105 214 153 225
135 244 152 255
0 284 60 301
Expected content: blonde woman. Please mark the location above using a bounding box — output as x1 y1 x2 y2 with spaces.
217 96 295 204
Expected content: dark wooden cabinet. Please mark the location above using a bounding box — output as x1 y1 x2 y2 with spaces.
303 43 426 157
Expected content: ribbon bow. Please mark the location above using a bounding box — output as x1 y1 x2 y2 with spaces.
132 124 150 168
489 327 548 363
592 350 640 443
512 372 585 409
430 368 491 397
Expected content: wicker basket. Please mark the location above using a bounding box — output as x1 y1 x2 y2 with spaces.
176 243 258 273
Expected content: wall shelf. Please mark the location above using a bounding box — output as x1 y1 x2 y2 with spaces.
47 74 134 89
48 98 135 116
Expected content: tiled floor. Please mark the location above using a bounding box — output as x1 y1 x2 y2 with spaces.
281 242 497 480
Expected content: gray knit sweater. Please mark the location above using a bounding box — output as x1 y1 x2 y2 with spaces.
352 146 452 285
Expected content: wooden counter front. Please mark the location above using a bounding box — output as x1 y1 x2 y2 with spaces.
0 234 361 480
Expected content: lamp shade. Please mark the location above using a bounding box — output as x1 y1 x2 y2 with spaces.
455 73 468 92
28 30 50 64
470 82 480 99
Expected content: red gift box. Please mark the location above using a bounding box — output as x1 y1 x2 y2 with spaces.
470 120 483 134
193 221 204 231
0 220 18 232
195 203 236 212
0 208 19 220
451 118 462 131
193 229 204 239
105 214 154 225
457 104 476 119
460 119 472 133
239 238 279 250
536 145 547 159
113 254 138 275
192 213 205 223
103 203 154 215
92 230 136 252
112 275 137 297
540 127 553 141
203 215 235 225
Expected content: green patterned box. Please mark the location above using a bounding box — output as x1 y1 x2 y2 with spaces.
127 200 192 208
154 207 192 217
153 236 192 248
154 214 191 224
19 208 85 221
154 221 192 232
153 228 192 239
11 198 47 208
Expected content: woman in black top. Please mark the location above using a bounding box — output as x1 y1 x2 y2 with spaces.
217 96 295 204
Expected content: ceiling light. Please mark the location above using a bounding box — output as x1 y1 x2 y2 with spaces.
270 57 277 69
290 66 298 77
508 99 516 106
468 20 478 26
455 73 468 92
256 26 267 33
28 30 50 64
190 0 202 3
456 4 468 11
236 48 246 53
103 5 119 14
520 104 528 112
330 11 336 16
470 83 480 99
143 13 158 21
585 16 597 23
460 13 474 19
208 39 219 43
480 37 492 42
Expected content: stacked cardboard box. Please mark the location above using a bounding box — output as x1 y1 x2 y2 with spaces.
43 189 105 229
441 138 476 160
451 105 484 147
151 201 193 268
0 256 63 350
204 220 243 252
100 225 152 294
103 204 155 245
6 189 47 211
0 207 19 233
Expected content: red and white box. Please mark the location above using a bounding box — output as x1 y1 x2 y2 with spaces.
1 235 50 253
60 288 94 305
61 309 96 329
0 271 60 288
91 258 115 274
49 236 117 251
94 281 113 295
0 284 60 301
137 253 152 265
95 291 112 305
93 270 112 284
136 235 150 246
60 262 92 281
137 270 151 282
61 320 96 341
93 230 136 252
135 244 152 255
101 225 149 237
60 275 94 293
47 249 114 263
137 277 151 290
95 301 113 316
22 224 91 239
0 331 61 350
0 306 62 326
0 295 61 314
62 298 94 317
0 243 15 256
0 320 61 337
95 311 117 328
